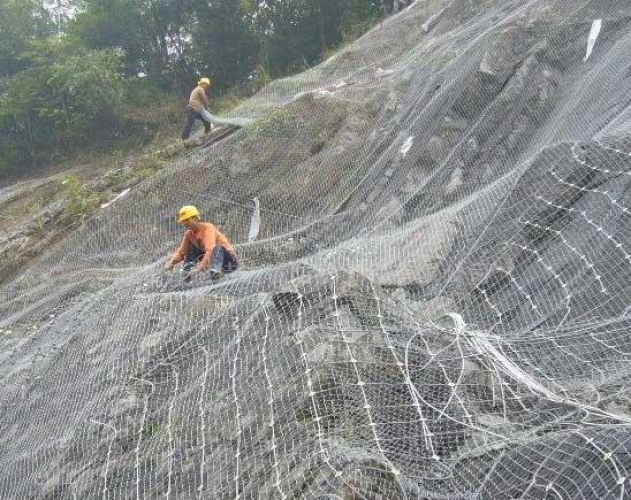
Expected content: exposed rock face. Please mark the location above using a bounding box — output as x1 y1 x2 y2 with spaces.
3 1 631 499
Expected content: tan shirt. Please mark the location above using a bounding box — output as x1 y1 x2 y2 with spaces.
171 222 235 270
188 85 208 112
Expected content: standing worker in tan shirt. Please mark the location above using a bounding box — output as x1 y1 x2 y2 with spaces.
164 205 238 281
181 78 213 140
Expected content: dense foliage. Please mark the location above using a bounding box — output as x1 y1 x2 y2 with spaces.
0 0 410 175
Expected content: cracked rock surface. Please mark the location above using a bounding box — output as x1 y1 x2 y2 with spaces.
3 1 631 499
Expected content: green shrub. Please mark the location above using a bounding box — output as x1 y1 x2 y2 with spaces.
62 174 100 224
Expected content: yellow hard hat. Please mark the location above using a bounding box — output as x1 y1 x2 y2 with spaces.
198 77 211 86
177 205 200 223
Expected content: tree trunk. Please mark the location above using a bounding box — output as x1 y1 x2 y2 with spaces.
317 0 326 58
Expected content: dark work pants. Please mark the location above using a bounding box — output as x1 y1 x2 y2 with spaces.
183 245 238 274
181 108 212 140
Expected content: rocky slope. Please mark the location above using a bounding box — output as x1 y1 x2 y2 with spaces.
2 1 631 499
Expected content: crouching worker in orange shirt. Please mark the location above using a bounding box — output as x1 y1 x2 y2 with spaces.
164 205 238 280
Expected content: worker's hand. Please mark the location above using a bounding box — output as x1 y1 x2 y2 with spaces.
164 260 174 272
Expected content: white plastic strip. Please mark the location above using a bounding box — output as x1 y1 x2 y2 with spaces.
101 188 130 209
401 136 415 157
584 19 602 62
248 197 261 241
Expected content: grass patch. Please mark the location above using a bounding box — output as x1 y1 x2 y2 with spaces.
146 422 166 437
213 89 249 116
102 154 168 193
432 49 458 68
61 175 101 225
251 107 294 134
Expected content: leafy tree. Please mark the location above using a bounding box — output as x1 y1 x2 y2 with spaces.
70 0 198 90
249 0 381 77
189 0 258 88
70 0 390 89
0 0 52 76
0 0 399 175
0 35 126 172
340 0 385 42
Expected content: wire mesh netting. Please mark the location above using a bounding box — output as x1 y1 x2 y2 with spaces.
3 0 631 498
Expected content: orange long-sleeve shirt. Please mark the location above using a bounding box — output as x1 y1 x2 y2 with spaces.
171 222 235 270
188 85 208 112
